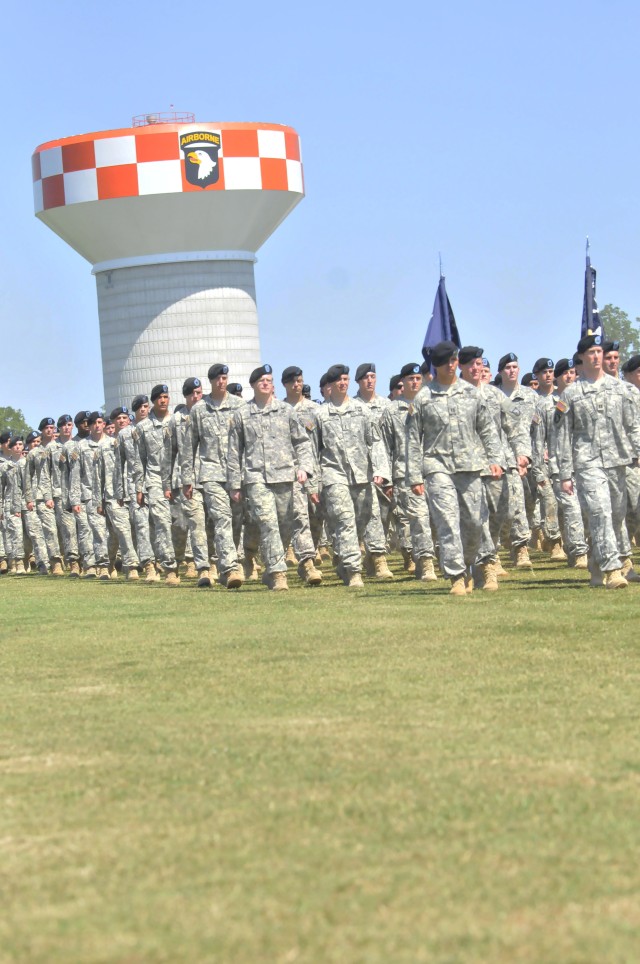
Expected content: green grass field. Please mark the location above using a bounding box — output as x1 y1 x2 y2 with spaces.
2 554 640 963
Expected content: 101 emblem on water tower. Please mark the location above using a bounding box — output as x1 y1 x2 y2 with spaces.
179 131 221 188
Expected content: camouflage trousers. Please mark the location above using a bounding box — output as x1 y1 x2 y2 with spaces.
362 485 386 554
202 481 238 575
552 477 588 559
291 481 319 562
36 500 62 562
0 516 5 559
394 480 435 560
85 499 109 567
177 488 209 571
104 500 140 569
574 465 630 571
426 471 494 577
168 495 189 566
524 471 559 540
245 480 294 575
145 487 177 571
23 509 48 566
128 501 154 566
484 468 530 551
625 463 640 541
54 498 79 563
322 482 373 574
5 511 24 561
73 502 95 568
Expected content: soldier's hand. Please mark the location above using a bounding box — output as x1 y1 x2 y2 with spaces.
296 470 308 484
373 476 384 486
411 483 425 496
517 455 530 471
27 501 35 511
97 505 104 516
384 486 393 498
72 504 81 514
561 479 573 495
164 489 173 501
489 464 503 478
136 492 145 507
309 492 320 506
183 484 193 500
45 499 54 509
230 489 242 503
537 480 547 488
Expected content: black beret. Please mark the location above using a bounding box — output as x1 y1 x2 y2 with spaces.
497 352 518 371
74 410 92 426
110 406 129 420
622 355 640 374
104 418 113 427
430 341 459 367
319 372 329 389
281 366 303 384
207 363 229 380
399 362 422 378
389 374 403 392
8 435 23 448
182 377 201 397
227 383 243 396
326 364 350 383
532 357 554 374
87 411 103 425
482 357 490 368
491 373 503 387
302 384 311 397
554 358 574 377
38 417 55 431
458 346 484 365
420 360 431 375
520 373 536 387
25 430 41 444
150 384 169 402
131 394 148 413
576 333 602 355
57 414 73 427
249 364 273 385
0 430 14 444
355 362 375 381
603 340 620 354
174 403 188 414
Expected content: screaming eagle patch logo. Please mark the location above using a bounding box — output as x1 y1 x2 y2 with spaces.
180 131 221 188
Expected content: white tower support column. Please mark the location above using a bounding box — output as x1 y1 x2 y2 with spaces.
93 253 260 408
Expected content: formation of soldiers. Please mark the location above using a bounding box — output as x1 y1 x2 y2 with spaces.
1 333 639 593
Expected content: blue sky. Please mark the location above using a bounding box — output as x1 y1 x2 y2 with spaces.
4 0 639 425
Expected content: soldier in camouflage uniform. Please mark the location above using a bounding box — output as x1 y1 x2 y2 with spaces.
181 363 245 589
20 432 49 571
2 437 28 573
69 412 112 579
551 334 640 588
117 396 157 582
314 364 391 588
162 377 212 587
27 418 64 575
47 414 81 576
621 355 640 568
281 365 324 569
227 365 317 590
353 362 394 578
530 358 564 558
407 341 503 595
0 430 13 573
602 340 621 378
532 358 588 568
379 363 437 582
133 385 181 586
93 406 141 580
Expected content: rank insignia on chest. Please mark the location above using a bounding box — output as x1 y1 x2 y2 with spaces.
555 400 569 415
408 404 415 416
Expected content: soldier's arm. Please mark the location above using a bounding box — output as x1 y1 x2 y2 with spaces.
226 412 244 493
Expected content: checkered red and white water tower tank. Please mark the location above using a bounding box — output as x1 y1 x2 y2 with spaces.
32 112 305 408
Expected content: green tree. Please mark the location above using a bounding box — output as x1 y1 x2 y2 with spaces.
0 406 33 436
599 304 640 356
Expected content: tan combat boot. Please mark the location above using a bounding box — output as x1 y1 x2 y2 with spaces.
417 558 437 582
347 571 364 588
494 558 509 577
480 562 499 591
620 557 640 582
51 560 64 577
209 562 218 582
449 576 467 596
83 566 97 579
0 559 7 574
126 567 140 581
549 540 567 561
401 548 415 573
97 566 110 581
315 551 324 567
197 569 211 587
144 561 160 583
69 560 81 578
368 553 394 580
271 571 289 591
164 570 181 587
604 569 628 590
285 545 297 567
243 552 260 581
588 558 605 587
183 560 197 579
109 566 119 579
225 566 245 589
298 558 323 585
15 560 26 575
573 554 589 570
8 560 16 575
319 546 332 563
514 545 533 569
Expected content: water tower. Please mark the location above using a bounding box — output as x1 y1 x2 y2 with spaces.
32 113 304 407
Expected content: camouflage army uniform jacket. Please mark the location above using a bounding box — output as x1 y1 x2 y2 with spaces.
477 383 520 476
379 397 414 482
162 409 190 492
531 393 558 482
69 436 112 505
499 383 537 463
182 392 244 487
114 424 138 503
406 378 503 485
227 397 315 491
133 412 172 494
315 397 390 487
45 439 67 501
92 436 123 506
353 391 390 426
27 444 53 502
2 457 25 515
552 373 640 480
